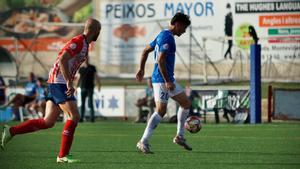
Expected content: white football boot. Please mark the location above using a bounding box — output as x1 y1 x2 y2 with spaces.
1 125 12 150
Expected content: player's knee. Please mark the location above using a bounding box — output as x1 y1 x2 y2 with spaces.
156 108 167 117
69 113 80 123
45 121 56 128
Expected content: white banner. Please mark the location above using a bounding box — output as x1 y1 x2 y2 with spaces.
77 87 125 117
99 0 300 65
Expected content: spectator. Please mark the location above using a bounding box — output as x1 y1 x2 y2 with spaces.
28 77 47 117
185 83 201 117
2 72 37 120
77 58 101 122
213 90 236 123
0 76 6 105
135 77 155 123
224 3 233 59
189 90 201 117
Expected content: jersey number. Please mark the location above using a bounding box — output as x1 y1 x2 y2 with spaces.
160 92 169 100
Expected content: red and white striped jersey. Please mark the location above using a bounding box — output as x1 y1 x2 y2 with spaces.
47 34 89 84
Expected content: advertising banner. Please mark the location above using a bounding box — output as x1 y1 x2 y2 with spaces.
99 0 300 65
77 87 125 117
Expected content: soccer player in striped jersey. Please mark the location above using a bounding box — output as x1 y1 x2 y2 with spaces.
1 18 101 163
136 13 192 154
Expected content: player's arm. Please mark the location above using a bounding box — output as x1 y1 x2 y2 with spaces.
74 73 80 89
157 52 174 91
136 45 154 82
59 51 74 96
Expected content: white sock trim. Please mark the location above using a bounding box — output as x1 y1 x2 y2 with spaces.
141 112 162 144
177 107 189 137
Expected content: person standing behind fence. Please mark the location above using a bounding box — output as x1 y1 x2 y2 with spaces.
77 58 101 123
224 3 233 59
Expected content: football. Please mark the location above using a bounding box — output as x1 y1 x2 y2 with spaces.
185 116 202 133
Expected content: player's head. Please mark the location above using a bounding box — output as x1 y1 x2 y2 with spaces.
84 18 101 42
170 12 191 36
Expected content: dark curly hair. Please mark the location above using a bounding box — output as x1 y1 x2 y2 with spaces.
170 12 191 26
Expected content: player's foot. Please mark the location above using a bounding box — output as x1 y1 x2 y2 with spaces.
136 141 152 154
173 135 192 151
1 125 12 150
56 154 80 163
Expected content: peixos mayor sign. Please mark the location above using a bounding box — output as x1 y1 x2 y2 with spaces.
99 0 300 66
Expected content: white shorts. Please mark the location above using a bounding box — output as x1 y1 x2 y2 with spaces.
152 82 183 103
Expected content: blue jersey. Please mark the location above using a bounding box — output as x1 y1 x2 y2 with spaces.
150 29 176 83
36 87 46 101
24 81 37 96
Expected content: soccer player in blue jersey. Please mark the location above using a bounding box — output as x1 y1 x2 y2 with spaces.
136 12 192 154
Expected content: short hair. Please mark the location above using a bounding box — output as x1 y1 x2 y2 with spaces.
226 3 231 8
170 12 191 26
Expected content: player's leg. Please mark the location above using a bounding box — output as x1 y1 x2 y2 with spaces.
172 92 191 136
137 102 166 154
137 83 168 154
141 102 167 143
39 100 46 117
1 101 60 149
171 84 192 151
57 101 80 162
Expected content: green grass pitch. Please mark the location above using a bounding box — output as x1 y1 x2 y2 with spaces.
0 121 300 169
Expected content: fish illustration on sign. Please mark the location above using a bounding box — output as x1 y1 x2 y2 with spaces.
113 24 146 42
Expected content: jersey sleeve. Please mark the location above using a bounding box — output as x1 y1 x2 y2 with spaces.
157 33 171 53
149 37 157 48
63 36 83 57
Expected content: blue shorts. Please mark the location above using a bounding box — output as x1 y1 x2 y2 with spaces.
46 83 76 105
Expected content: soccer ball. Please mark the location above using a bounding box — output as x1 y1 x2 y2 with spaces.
185 116 202 133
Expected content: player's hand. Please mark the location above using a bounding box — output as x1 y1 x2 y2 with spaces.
66 81 75 97
136 69 144 82
165 82 175 91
